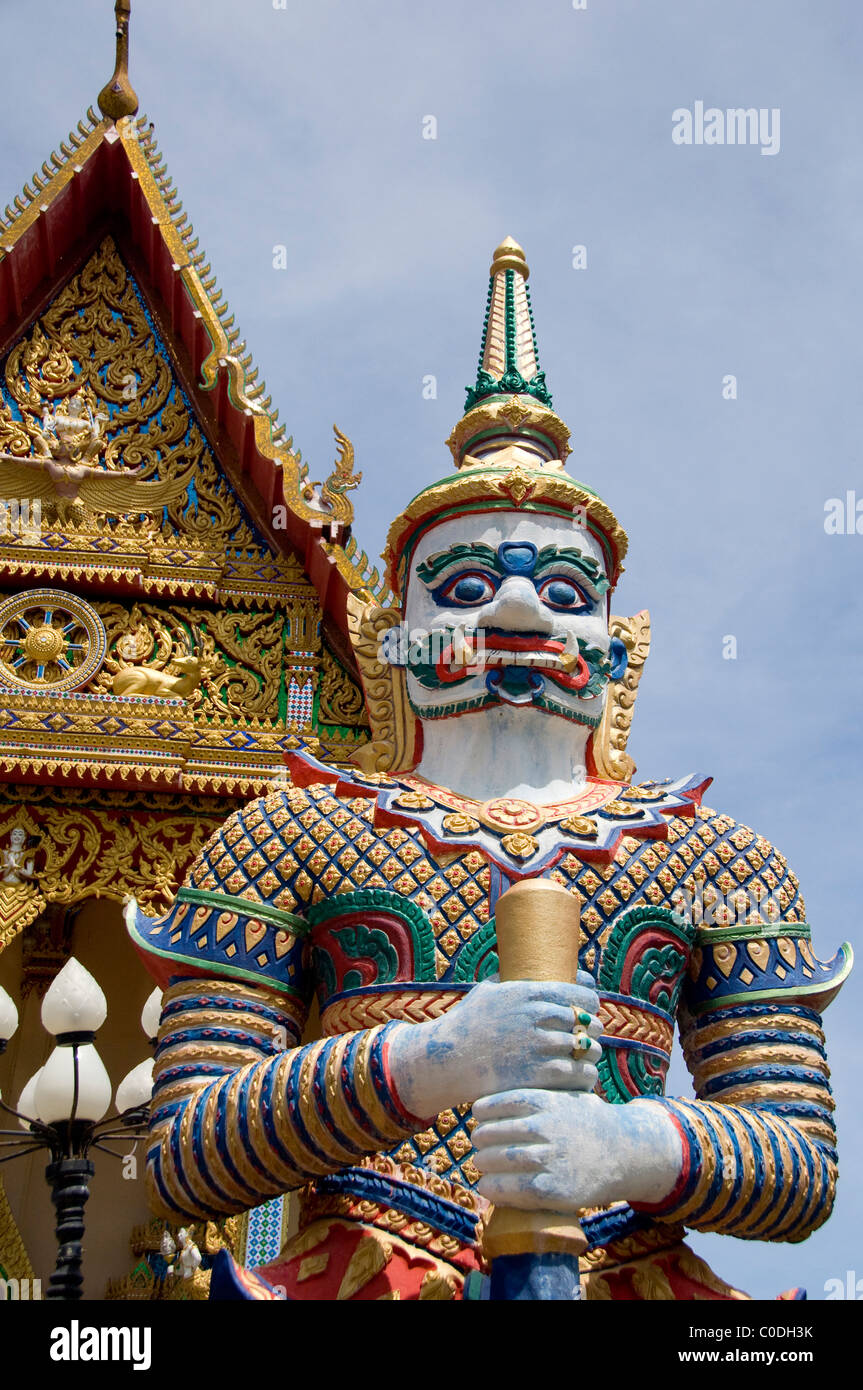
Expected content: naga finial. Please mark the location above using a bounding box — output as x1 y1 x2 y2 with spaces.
97 1 139 121
322 425 362 506
298 424 362 525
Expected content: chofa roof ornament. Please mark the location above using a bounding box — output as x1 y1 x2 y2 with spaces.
97 1 139 122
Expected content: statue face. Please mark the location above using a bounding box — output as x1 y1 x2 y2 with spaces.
398 510 626 729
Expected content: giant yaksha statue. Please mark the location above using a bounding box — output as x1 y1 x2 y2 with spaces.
128 238 850 1301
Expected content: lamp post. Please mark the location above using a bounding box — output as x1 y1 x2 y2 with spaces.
0 959 159 1300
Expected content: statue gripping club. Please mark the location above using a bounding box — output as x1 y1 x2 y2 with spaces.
127 238 850 1301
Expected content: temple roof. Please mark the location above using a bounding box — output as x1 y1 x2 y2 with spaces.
0 7 383 795
0 103 388 647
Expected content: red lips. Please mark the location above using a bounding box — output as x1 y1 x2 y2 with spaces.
433 632 591 690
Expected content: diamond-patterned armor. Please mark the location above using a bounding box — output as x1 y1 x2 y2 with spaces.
128 751 848 1301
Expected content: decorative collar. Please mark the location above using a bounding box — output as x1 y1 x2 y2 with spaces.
286 746 710 877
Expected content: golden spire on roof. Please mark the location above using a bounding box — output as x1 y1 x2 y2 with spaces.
97 1 139 121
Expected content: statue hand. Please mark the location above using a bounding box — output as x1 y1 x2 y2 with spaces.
472 1089 683 1212
388 975 602 1120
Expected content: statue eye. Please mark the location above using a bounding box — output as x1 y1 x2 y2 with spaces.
538 577 588 610
439 572 496 605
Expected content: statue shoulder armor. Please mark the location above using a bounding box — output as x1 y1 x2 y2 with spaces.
668 804 852 1017
125 781 344 997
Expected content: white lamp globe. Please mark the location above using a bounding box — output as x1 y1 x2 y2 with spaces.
140 988 162 1042
115 1057 154 1114
16 1067 43 1129
41 957 107 1036
0 984 18 1042
35 1042 112 1124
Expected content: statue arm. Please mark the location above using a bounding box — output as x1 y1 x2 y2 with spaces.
636 912 850 1242
126 794 427 1224
144 975 419 1223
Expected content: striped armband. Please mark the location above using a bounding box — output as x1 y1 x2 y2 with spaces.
147 981 424 1221
635 1003 837 1242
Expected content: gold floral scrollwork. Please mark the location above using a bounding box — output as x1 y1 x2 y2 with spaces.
346 593 418 774
500 832 540 860
0 883 45 954
590 611 651 783
11 802 224 915
442 813 480 834
394 791 434 811
92 601 287 724
560 815 598 838
0 236 273 561
317 647 369 729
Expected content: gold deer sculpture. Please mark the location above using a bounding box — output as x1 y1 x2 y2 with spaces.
112 653 202 699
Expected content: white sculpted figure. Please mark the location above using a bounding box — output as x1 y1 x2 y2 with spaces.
1 827 36 885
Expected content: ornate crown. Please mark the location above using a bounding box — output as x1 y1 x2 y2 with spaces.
383 237 628 597
350 239 646 782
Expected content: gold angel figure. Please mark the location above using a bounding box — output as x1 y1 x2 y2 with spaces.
0 389 194 514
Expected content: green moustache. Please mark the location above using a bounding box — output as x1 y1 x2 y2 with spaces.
407 633 612 726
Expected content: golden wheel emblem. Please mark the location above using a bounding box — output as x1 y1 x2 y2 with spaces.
0 589 107 692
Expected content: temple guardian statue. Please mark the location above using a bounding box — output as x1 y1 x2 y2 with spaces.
127 238 849 1301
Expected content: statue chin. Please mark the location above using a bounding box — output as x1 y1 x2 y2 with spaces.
411 698 600 805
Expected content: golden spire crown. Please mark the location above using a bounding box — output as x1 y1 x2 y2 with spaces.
448 235 571 469
383 238 629 597
98 1 139 121
489 235 530 279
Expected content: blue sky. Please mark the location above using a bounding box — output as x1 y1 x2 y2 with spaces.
2 0 861 1300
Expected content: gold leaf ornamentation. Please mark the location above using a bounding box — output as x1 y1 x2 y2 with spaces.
418 1271 456 1300
317 647 369 729
559 815 598 838
500 832 540 860
336 1236 392 1301
394 791 434 811
0 1176 34 1283
629 1257 677 1301
0 883 46 953
346 593 418 774
297 1252 330 1282
442 813 480 834
590 611 651 783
